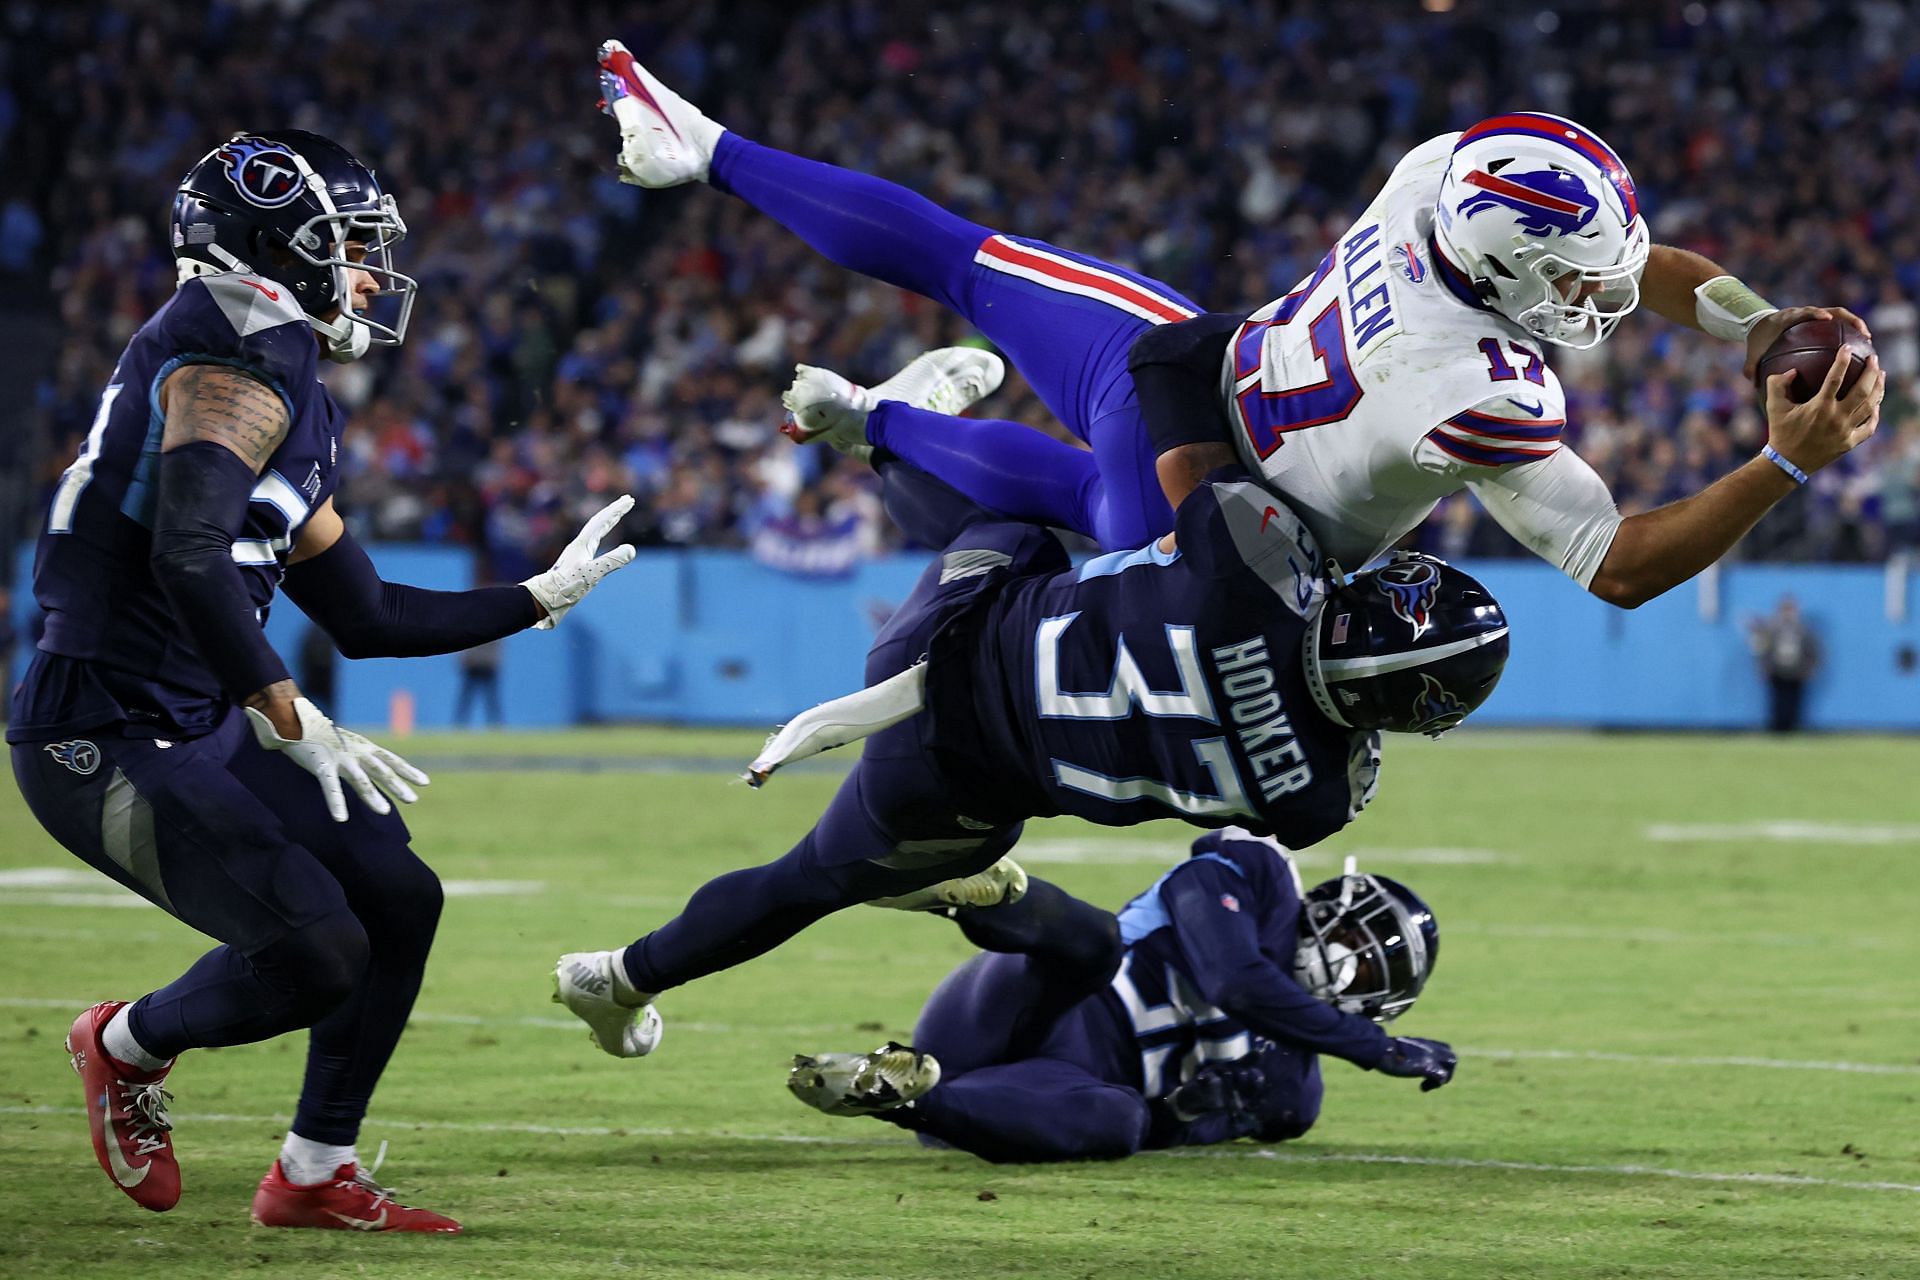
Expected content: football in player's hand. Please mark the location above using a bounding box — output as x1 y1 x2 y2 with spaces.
1753 319 1876 404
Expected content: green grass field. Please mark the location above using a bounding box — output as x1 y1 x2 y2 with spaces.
3 727 1918 1279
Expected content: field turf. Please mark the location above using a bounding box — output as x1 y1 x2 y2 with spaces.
2 727 1917 1278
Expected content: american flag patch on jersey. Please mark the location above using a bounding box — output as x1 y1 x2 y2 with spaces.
1220 893 1241 913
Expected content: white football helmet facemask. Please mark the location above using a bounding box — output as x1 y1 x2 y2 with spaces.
1432 112 1649 350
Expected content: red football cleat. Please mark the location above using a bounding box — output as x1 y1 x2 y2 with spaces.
250 1159 463 1233
66 1000 180 1212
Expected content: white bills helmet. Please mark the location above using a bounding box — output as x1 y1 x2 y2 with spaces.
1432 112 1649 349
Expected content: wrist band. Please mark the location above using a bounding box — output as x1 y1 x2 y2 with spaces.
1695 275 1777 342
1761 444 1809 485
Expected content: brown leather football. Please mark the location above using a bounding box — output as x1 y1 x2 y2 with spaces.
1752 318 1875 404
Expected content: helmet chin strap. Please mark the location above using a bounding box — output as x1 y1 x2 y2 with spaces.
310 309 371 363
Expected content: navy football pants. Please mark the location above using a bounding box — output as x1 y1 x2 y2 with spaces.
882 878 1156 1163
711 132 1202 549
619 490 1055 995
11 707 440 1145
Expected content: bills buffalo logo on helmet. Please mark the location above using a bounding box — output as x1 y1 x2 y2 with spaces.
1410 674 1468 735
1456 167 1598 238
1376 559 1440 640
217 135 306 209
44 740 101 776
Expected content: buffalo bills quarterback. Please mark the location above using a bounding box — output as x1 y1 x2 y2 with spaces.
787 828 1452 1163
594 44 1880 607
10 130 632 1230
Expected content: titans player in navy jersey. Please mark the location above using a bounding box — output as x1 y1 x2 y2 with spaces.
10 131 632 1230
786 827 1453 1161
554 432 1507 1070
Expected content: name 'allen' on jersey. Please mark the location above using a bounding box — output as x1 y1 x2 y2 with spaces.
1221 132 1621 591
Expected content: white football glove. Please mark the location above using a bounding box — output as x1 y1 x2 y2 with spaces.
522 495 637 629
244 697 431 824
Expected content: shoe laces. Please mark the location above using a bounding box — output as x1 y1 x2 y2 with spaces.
344 1140 396 1208
120 1079 173 1156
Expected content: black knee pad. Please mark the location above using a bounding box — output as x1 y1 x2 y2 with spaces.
253 912 370 1020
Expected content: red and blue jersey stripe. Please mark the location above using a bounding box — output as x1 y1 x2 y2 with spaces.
1456 112 1638 224
1427 403 1566 467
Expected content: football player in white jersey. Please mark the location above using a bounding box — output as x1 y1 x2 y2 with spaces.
593 45 1878 607
1132 113 1881 607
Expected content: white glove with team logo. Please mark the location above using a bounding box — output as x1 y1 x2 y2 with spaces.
522 495 637 630
244 697 430 824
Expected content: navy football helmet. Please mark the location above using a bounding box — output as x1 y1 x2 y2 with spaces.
170 130 415 362
1293 863 1438 1022
1302 551 1508 736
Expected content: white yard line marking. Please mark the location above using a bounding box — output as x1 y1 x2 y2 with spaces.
1167 1147 1920 1194
3 1104 1913 1194
0 997 1908 1075
0 868 544 910
1449 922 1907 950
1459 1047 1920 1076
1018 840 1504 866
1645 821 1920 845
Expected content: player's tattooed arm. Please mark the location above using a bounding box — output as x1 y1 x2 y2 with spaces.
158 363 291 473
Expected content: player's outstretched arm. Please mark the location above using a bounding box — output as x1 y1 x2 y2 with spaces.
1589 349 1883 608
1129 312 1249 517
1642 244 1868 379
282 496 635 657
1158 861 1390 1067
150 363 306 738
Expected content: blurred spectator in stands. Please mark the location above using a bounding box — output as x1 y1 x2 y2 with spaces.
1749 596 1821 733
751 488 866 578
9 0 1919 568
455 638 505 728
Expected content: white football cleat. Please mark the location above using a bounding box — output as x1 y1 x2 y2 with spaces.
781 347 1006 458
596 39 725 187
870 855 1028 913
551 950 663 1059
788 1042 942 1117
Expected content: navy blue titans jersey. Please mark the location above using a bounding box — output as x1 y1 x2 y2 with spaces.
9 273 343 743
1101 835 1387 1097
946 468 1380 844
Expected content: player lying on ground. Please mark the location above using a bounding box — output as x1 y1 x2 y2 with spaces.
10 131 632 1232
553 427 1508 1062
787 827 1453 1164
596 43 1881 608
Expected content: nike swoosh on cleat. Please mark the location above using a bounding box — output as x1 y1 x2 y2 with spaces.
327 1209 388 1231
1260 506 1284 533
102 1099 152 1187
1505 399 1546 417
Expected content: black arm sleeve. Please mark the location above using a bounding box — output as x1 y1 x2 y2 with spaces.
1127 311 1250 456
281 529 543 659
149 441 293 700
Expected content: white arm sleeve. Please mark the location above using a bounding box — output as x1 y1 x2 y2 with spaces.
1466 447 1623 588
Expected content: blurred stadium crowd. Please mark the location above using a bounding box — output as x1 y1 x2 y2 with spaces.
7 0 1919 580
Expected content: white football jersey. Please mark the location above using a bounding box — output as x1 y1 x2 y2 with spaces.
1221 134 1622 586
